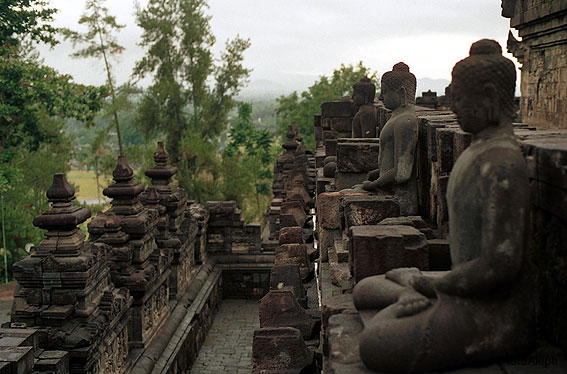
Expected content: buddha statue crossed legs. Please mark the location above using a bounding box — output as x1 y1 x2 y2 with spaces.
352 40 534 372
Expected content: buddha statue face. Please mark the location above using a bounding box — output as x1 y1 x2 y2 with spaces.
451 39 516 134
380 86 404 111
352 77 376 106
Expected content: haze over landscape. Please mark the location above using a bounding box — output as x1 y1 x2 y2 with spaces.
38 0 518 97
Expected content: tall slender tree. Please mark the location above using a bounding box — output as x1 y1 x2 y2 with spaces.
63 0 126 155
134 0 251 202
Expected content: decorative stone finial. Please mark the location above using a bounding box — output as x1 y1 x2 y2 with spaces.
46 173 75 203
144 141 178 187
112 155 134 183
32 173 91 253
154 141 169 166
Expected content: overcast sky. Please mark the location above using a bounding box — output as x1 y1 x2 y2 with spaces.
37 0 518 95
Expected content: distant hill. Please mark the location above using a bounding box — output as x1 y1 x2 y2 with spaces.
416 78 451 97
238 76 454 100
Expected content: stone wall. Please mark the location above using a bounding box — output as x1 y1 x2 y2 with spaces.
0 142 271 374
504 0 567 128
312 99 567 372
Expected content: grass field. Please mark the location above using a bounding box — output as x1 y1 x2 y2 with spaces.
67 170 110 201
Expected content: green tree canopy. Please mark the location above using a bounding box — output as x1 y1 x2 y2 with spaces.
134 0 251 202
0 0 58 48
275 62 378 149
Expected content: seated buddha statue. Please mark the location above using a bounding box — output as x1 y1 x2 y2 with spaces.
359 63 418 215
352 39 535 372
352 77 377 138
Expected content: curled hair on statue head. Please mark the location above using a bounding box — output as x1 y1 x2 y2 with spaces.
452 39 516 120
381 62 417 104
353 76 376 104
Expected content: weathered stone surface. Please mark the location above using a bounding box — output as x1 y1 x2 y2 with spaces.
281 201 308 228
279 226 305 245
34 350 69 374
331 117 353 132
270 265 307 307
252 327 313 374
0 346 34 374
325 138 338 157
259 290 316 340
341 195 400 229
336 140 380 173
379 215 434 239
321 100 357 118
318 191 364 230
319 228 342 263
349 225 428 283
275 244 312 280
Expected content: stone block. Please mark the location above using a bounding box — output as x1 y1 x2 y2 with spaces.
379 215 434 239
279 226 305 245
314 114 321 127
330 117 353 132
319 228 342 262
321 100 357 117
436 127 455 174
325 138 338 157
34 350 69 374
252 327 313 374
275 244 312 280
270 264 307 307
0 346 34 374
259 290 316 340
336 139 380 173
281 201 308 228
341 195 400 229
329 261 351 288
0 329 38 351
349 225 429 283
318 191 364 230
453 129 472 163
334 172 367 190
279 214 299 228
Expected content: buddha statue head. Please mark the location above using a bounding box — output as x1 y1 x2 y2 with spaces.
451 39 516 134
352 77 376 106
380 62 416 110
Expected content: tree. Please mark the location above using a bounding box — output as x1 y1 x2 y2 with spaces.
222 103 275 222
275 62 379 149
134 0 251 202
0 0 58 49
0 2 106 279
62 0 126 154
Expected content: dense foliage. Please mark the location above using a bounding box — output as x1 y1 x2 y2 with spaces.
0 1 107 278
275 62 379 150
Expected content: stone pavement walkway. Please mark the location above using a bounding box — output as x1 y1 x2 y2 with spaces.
190 299 259 374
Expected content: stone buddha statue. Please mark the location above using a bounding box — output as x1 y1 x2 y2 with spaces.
361 63 418 215
352 40 534 372
352 77 377 138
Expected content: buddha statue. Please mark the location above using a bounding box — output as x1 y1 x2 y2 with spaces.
352 40 534 372
352 77 377 138
361 63 418 215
